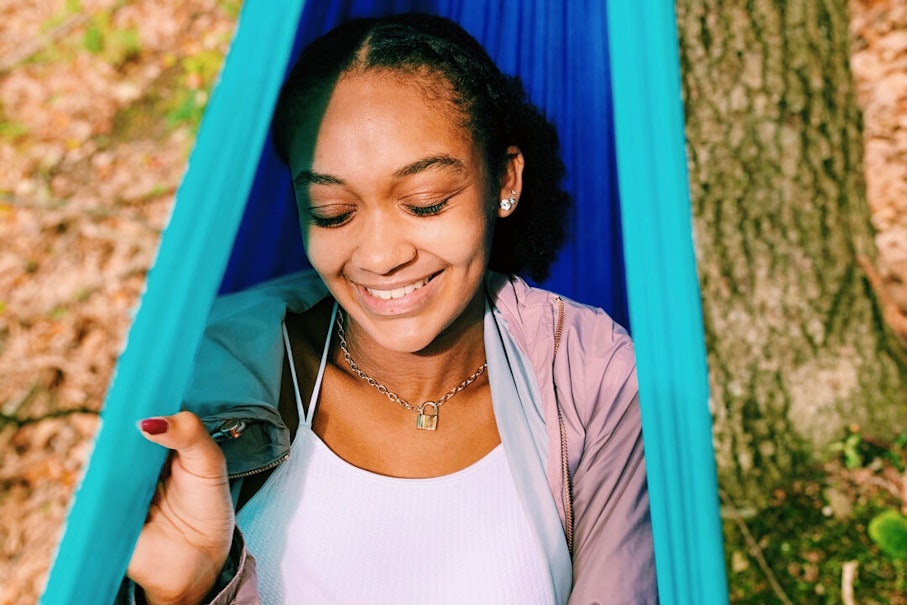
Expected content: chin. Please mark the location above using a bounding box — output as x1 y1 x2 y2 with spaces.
364 314 455 354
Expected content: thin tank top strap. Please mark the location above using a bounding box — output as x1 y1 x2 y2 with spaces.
281 301 338 428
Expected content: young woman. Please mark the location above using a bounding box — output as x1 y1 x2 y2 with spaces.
125 14 656 605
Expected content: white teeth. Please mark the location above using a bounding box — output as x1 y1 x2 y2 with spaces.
366 276 430 300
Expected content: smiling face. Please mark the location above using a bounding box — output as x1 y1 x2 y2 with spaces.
287 69 521 355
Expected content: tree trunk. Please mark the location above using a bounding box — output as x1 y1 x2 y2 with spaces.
676 0 907 506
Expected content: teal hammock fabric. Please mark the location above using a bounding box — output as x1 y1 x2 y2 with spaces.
42 2 727 603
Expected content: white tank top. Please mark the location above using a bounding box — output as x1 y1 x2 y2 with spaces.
236 303 554 604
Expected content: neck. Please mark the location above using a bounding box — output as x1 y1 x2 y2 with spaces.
336 294 487 404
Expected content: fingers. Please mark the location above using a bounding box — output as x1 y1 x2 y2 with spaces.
138 411 226 479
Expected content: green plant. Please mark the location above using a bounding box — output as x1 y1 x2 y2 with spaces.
82 11 142 66
830 432 864 469
83 24 104 54
869 509 907 560
163 50 226 132
830 428 906 472
165 89 208 132
221 0 243 19
40 0 83 34
869 509 907 592
105 28 142 66
0 120 29 141
887 433 907 472
182 50 225 89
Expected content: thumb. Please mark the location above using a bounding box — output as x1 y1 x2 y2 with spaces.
138 411 226 479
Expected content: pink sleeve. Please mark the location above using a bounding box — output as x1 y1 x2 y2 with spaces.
207 529 260 605
558 312 658 604
568 389 657 604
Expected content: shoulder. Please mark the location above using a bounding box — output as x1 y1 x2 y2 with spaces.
193 270 328 381
184 270 328 416
487 271 637 427
206 270 329 326
486 271 633 358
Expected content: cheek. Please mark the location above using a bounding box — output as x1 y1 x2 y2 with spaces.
301 227 348 276
425 212 494 265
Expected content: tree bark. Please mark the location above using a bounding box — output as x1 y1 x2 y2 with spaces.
676 0 907 505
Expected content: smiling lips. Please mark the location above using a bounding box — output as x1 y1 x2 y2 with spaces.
364 275 433 300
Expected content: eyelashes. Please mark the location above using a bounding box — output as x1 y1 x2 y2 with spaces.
306 199 450 228
308 212 352 228
407 200 448 217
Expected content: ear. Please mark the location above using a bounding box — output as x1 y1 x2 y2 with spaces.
496 146 525 218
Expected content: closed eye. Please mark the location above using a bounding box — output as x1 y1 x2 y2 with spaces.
306 209 353 228
408 200 449 217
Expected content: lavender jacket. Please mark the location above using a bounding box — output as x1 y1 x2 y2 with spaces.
133 271 656 604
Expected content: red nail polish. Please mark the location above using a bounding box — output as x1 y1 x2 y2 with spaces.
139 418 168 435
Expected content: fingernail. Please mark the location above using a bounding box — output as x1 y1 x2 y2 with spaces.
139 418 168 435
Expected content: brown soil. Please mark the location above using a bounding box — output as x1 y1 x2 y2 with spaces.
0 1 236 602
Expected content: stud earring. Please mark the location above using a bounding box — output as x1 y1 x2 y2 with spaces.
500 190 517 212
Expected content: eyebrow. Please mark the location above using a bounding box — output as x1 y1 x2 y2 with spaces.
293 154 467 188
294 171 344 188
392 154 467 178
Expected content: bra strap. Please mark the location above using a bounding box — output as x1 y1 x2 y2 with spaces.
281 301 338 427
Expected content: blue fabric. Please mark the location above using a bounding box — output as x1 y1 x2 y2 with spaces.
218 0 629 329
607 3 728 604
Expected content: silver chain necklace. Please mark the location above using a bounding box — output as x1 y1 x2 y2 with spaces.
335 308 487 431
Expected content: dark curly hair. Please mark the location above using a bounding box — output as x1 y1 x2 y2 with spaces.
272 13 570 282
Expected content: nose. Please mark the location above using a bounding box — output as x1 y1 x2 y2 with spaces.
352 209 417 274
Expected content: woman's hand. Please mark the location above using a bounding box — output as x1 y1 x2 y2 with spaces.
128 411 235 605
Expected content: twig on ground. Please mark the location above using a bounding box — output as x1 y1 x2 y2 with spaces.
0 381 41 416
0 0 132 75
842 560 858 605
862 475 905 501
0 14 91 75
902 473 907 516
0 407 101 428
8 354 81 378
0 193 168 234
720 488 794 605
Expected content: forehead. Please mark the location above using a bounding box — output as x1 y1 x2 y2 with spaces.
288 70 477 174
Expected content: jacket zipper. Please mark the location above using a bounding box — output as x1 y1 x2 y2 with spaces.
552 296 575 556
211 418 292 481
227 452 290 480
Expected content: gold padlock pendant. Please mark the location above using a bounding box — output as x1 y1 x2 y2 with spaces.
416 403 439 431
